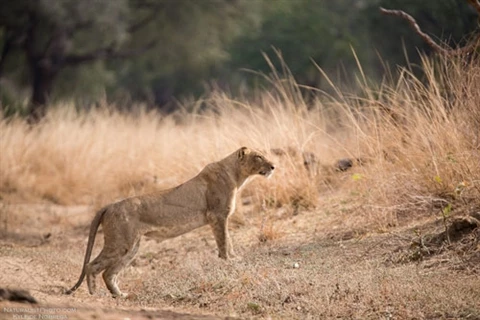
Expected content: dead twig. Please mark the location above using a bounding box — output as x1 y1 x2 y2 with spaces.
466 0 480 17
379 6 480 57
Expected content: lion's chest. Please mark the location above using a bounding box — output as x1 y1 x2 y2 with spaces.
227 193 236 216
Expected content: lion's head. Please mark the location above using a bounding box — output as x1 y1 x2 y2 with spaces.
237 147 275 178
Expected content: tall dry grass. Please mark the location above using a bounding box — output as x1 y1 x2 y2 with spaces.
348 54 480 226
0 98 337 207
1 54 479 229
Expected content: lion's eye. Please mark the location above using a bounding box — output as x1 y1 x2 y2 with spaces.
255 155 262 161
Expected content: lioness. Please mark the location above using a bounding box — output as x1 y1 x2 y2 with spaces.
66 147 275 297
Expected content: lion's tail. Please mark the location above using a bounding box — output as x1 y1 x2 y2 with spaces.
64 207 107 295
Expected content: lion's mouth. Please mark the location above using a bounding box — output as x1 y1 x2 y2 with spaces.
259 169 274 178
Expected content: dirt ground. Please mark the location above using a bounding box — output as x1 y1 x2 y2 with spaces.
0 196 479 319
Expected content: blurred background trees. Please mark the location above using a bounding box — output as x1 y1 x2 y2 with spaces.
0 0 478 117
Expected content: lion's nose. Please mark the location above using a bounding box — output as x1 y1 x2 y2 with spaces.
271 165 275 170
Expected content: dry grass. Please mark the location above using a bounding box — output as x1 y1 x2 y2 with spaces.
0 83 343 209
1 54 480 318
2 53 479 227
349 54 480 227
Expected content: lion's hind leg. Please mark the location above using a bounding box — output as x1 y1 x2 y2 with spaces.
85 249 116 295
102 239 141 298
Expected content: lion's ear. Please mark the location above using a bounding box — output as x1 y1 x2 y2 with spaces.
237 147 249 160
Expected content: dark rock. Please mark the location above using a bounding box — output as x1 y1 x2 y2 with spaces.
335 158 353 171
0 288 37 304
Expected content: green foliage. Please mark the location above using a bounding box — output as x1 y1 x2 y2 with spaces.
0 0 478 109
247 302 262 314
441 202 453 244
109 0 265 104
54 62 115 106
442 203 452 217
228 0 368 88
0 83 28 117
352 173 364 182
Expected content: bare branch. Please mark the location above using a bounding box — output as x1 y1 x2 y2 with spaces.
380 7 480 57
380 7 450 55
466 0 480 16
128 10 158 33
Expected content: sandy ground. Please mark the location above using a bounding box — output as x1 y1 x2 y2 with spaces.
0 199 479 319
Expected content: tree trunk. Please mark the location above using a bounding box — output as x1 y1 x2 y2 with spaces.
28 63 56 123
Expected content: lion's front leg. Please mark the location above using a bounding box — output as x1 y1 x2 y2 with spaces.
207 212 234 260
226 219 237 258
209 216 228 259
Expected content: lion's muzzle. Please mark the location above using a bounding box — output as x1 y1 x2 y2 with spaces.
259 164 275 178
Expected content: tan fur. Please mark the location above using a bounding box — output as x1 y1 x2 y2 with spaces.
65 147 275 297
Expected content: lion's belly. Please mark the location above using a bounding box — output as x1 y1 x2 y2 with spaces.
144 224 201 240
142 207 208 240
